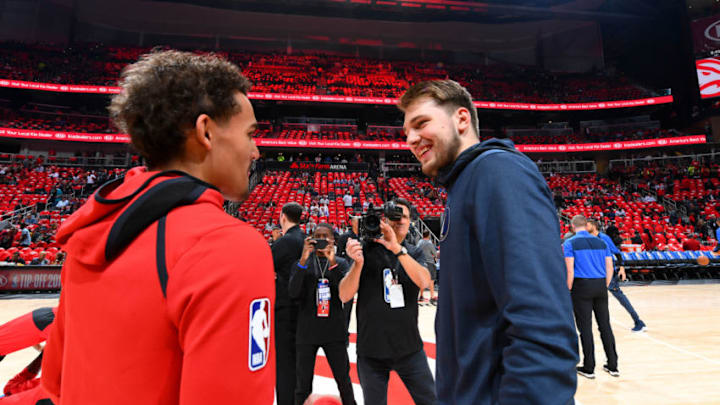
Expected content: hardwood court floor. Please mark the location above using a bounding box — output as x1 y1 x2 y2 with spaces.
2 285 720 404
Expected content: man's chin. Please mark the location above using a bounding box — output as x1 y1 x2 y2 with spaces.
421 162 440 177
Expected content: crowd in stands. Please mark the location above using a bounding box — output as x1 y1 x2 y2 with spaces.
551 156 720 251
0 148 717 264
237 170 385 239
0 42 657 103
0 159 124 265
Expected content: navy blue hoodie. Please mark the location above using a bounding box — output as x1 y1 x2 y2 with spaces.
435 138 578 405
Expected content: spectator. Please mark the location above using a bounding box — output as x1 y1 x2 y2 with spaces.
30 252 49 266
19 226 32 247
8 251 25 265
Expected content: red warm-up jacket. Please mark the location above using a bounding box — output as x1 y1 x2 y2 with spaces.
0 307 56 356
40 168 275 405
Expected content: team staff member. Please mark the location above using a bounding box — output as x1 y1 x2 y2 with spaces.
587 219 646 332
564 215 619 379
339 199 436 405
289 223 359 405
41 50 275 404
399 80 578 404
272 202 306 405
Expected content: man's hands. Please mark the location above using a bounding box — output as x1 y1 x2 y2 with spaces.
299 237 315 267
618 266 627 282
345 238 364 266
300 237 337 267
373 219 402 255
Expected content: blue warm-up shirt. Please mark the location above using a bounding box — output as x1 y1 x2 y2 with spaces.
435 138 578 405
563 230 611 279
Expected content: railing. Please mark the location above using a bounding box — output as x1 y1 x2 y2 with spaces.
415 218 440 247
608 150 720 170
536 160 596 174
0 153 133 168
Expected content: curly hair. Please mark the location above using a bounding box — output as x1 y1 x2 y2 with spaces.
109 49 252 168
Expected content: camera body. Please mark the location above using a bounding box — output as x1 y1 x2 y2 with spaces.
312 238 329 250
358 202 404 242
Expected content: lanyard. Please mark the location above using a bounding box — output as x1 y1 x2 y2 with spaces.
379 244 403 282
313 255 330 279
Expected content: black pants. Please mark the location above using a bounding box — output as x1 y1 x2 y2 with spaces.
356 350 436 405
295 342 356 405
571 278 618 371
276 306 299 405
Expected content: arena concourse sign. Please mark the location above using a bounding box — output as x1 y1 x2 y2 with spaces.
0 79 674 111
264 161 370 172
0 127 706 152
0 266 61 292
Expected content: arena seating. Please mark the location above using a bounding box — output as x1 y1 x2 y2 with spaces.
0 42 657 103
385 177 445 218
237 170 382 238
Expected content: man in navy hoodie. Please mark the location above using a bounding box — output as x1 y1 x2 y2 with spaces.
398 80 578 405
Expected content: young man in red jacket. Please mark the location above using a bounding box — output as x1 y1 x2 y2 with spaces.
40 50 275 405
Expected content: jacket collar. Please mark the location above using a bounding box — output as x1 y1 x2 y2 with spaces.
436 138 517 189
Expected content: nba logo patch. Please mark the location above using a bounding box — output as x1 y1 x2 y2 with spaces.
249 298 271 371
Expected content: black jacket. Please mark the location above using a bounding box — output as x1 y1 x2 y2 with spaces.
288 255 350 344
271 225 305 309
434 138 578 405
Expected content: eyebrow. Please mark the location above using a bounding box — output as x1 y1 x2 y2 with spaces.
403 114 429 134
248 123 258 132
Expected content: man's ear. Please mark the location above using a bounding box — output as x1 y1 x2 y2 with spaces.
454 107 472 137
192 114 213 151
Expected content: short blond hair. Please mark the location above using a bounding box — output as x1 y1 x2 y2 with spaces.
398 80 479 136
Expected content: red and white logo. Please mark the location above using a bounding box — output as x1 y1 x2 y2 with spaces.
0 275 7 287
697 58 720 99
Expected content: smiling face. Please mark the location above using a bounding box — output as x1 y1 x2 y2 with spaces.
403 97 462 177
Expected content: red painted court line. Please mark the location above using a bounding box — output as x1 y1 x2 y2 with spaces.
314 357 416 405
313 335 436 405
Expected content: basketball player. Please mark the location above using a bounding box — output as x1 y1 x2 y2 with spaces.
41 50 275 404
399 80 578 404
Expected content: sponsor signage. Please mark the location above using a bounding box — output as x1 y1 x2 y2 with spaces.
0 127 705 152
264 161 370 172
0 127 130 143
0 267 61 292
514 135 707 153
0 79 674 111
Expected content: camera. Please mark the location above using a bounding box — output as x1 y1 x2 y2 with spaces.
358 202 404 242
312 238 329 250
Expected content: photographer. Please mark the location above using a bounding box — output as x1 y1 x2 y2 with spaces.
339 199 436 405
289 223 359 405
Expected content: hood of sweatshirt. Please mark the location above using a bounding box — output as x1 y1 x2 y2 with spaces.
436 138 518 190
55 167 221 269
